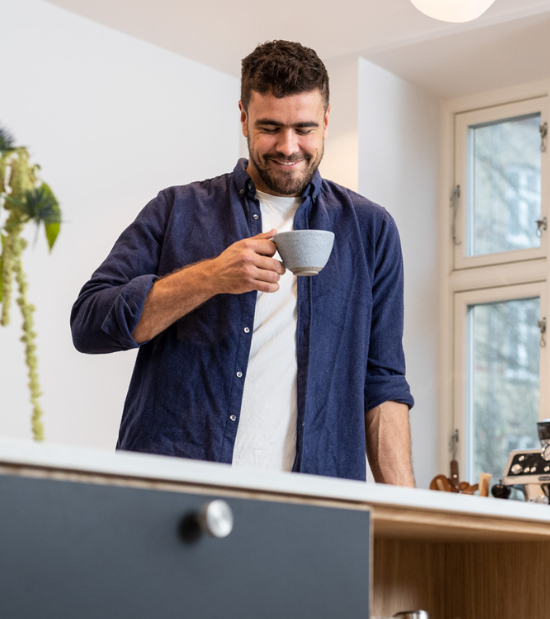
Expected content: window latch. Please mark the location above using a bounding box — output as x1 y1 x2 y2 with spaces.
449 428 459 459
538 317 547 348
536 216 547 237
540 122 548 152
451 185 461 246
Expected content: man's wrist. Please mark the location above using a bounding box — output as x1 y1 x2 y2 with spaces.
189 258 221 298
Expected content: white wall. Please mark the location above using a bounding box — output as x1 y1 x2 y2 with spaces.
358 58 441 488
0 0 240 448
0 2 441 488
320 54 359 192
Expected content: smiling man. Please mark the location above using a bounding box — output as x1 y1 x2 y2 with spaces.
241 89 327 197
71 41 415 486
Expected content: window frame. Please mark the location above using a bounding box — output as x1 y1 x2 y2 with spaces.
439 79 550 477
453 97 548 270
453 282 548 482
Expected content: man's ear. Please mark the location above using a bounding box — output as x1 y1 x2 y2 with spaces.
238 101 248 138
323 104 331 140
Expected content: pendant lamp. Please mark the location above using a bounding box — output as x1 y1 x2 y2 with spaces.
410 0 497 22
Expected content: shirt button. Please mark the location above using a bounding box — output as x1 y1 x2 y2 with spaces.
253 214 259 220
236 371 243 378
230 415 237 421
247 182 252 190
239 189 244 196
243 327 250 333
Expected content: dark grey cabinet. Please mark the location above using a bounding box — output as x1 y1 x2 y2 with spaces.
0 475 370 619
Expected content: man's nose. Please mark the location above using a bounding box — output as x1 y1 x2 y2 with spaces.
275 130 300 157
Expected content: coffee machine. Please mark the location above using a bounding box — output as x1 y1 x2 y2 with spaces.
502 419 550 504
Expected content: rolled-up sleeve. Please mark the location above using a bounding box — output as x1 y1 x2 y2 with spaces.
70 191 170 354
364 211 414 411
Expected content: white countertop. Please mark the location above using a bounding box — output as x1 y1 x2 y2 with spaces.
1 437 550 524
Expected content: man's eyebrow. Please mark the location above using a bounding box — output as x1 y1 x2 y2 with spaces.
255 119 320 128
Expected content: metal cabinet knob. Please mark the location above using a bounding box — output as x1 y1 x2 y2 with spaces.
179 499 234 543
198 500 234 538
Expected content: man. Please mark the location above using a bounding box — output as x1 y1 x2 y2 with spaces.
71 40 415 486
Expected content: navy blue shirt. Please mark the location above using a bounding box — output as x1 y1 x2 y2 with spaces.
71 159 413 481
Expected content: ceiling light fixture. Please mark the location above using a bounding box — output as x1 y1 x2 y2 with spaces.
410 0 497 22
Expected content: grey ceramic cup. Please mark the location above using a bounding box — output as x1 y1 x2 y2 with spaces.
272 230 335 276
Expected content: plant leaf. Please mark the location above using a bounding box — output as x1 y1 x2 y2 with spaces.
24 183 59 222
40 183 61 251
45 220 60 251
0 127 16 152
22 183 61 249
40 183 61 223
3 194 25 211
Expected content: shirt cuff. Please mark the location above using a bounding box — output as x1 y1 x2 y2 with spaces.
101 274 158 348
365 374 415 411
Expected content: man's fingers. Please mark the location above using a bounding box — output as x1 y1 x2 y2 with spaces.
241 253 285 277
243 230 285 274
241 238 283 262
253 228 277 240
254 280 280 293
211 230 287 295
254 254 285 275
250 262 284 283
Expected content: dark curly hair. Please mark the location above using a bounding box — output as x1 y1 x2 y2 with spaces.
241 40 329 111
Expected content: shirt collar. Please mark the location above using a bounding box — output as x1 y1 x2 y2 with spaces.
233 158 322 202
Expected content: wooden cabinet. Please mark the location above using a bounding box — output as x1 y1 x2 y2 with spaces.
371 504 550 618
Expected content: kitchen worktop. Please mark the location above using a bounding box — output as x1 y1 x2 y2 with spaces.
1 436 549 529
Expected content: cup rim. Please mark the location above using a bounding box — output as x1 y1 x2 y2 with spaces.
272 230 334 240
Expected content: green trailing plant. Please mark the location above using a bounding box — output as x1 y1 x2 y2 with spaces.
0 126 61 441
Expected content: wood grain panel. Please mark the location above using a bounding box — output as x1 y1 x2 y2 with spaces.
444 542 550 619
371 505 550 543
373 539 550 619
372 539 446 618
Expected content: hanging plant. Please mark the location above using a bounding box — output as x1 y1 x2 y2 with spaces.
0 126 61 441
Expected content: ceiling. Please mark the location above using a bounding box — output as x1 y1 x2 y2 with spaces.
44 0 550 99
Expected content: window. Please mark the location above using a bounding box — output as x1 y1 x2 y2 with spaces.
453 284 547 482
442 89 549 485
453 98 547 269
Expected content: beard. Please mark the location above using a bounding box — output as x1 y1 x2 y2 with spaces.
247 138 324 197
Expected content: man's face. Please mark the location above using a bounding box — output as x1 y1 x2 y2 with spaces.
239 89 330 197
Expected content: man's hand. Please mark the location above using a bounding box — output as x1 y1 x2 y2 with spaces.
209 229 285 295
365 401 415 487
132 230 284 343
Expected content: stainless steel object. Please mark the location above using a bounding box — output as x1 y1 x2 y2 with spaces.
502 448 550 502
501 420 550 503
538 419 550 461
525 485 549 504
393 611 430 619
511 463 523 475
198 499 234 538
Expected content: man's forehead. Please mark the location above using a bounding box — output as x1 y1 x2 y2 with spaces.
247 89 326 118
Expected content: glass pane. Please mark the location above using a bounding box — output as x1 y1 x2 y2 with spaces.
468 113 542 256
468 297 540 483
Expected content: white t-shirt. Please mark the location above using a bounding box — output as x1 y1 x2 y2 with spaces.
232 190 302 471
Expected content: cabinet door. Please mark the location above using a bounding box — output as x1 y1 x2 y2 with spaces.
0 475 370 619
